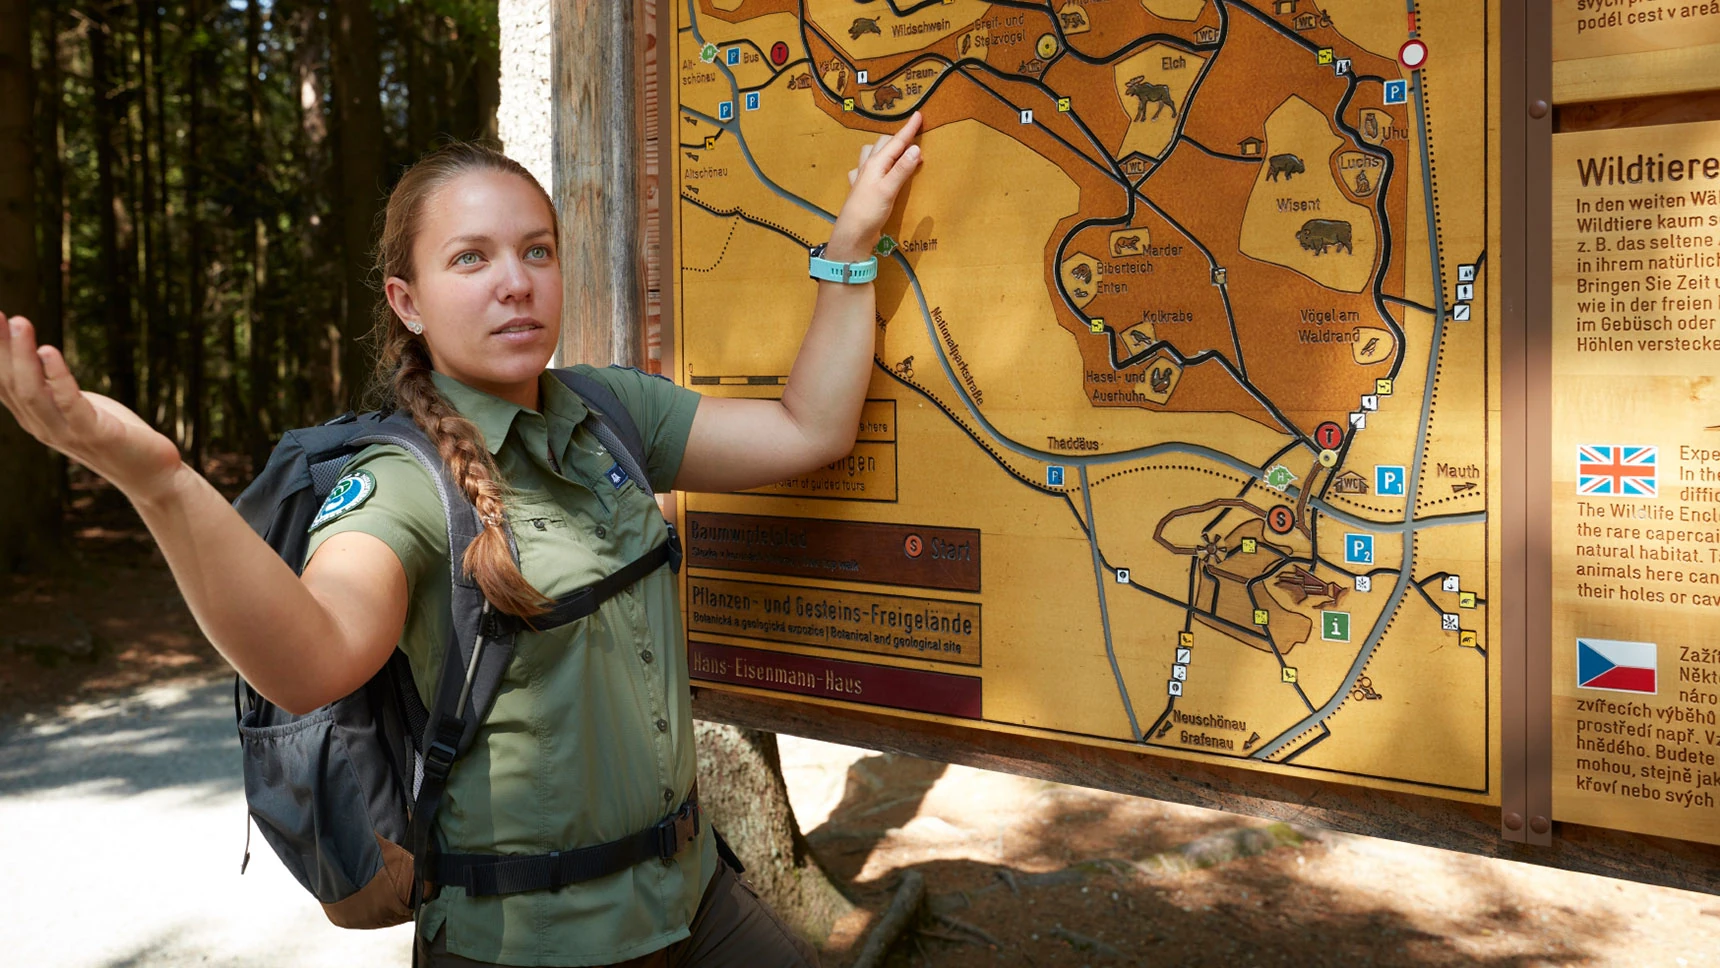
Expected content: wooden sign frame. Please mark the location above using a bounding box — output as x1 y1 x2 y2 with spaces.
639 0 1720 895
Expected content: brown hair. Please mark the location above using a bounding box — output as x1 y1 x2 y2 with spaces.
368 142 558 619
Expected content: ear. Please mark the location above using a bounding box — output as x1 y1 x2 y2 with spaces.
384 276 421 328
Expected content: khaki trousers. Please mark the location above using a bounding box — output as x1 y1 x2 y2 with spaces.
413 861 820 968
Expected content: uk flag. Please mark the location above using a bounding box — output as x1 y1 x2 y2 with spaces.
1577 445 1657 497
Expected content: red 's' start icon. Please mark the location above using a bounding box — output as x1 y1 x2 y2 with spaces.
904 534 924 558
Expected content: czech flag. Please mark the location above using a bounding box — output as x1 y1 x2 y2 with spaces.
1577 638 1657 695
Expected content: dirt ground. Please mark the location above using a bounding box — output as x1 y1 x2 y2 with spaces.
6 470 1720 967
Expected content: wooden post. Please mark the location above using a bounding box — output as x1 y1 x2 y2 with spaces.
552 0 647 368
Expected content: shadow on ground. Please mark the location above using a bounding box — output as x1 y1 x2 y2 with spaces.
808 751 1622 968
0 677 241 799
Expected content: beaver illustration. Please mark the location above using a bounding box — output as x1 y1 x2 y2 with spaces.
1267 153 1305 181
1070 263 1093 284
1296 219 1353 255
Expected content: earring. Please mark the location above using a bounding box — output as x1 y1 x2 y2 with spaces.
406 321 424 335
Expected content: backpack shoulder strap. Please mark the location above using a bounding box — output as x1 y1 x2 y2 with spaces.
552 367 654 499
350 414 524 903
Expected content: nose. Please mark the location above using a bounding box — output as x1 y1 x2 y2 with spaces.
497 255 532 302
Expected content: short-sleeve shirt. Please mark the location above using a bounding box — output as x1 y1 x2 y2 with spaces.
303 366 711 967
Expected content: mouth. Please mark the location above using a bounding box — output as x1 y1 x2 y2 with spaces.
492 317 544 337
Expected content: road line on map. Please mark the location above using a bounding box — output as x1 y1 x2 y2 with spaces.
1080 465 1142 742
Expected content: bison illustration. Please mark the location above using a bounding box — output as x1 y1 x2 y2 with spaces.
1112 235 1141 254
1124 76 1177 121
850 17 881 40
1296 219 1353 255
872 83 903 110
1267 153 1304 181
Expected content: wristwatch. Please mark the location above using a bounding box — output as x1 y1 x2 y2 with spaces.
808 242 879 284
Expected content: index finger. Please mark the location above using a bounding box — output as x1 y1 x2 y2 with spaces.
869 112 924 172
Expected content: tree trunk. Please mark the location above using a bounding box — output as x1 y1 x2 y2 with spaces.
403 4 430 151
695 723 857 946
473 20 500 145
34 0 63 349
289 0 335 425
0 0 63 570
184 0 210 468
330 0 383 406
146 0 174 429
135 0 165 418
89 0 138 410
245 0 272 466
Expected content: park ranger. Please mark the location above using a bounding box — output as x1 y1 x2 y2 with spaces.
0 113 923 965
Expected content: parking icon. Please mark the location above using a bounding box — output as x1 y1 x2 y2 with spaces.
1047 465 1065 487
1344 533 1374 565
744 91 760 111
1384 79 1408 104
717 100 734 121
1375 465 1405 496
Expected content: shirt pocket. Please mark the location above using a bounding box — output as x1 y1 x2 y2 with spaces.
504 493 610 604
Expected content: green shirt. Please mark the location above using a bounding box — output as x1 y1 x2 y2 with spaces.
303 366 711 966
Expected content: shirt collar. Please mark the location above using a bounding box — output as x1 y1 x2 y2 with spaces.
427 370 589 456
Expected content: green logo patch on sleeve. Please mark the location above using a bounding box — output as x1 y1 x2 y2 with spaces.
309 470 377 532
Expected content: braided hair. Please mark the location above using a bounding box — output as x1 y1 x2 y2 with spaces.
368 143 556 619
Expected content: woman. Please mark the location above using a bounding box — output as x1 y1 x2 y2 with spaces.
0 113 924 967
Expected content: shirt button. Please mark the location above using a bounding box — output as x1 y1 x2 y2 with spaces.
641 649 654 663
594 526 607 539
656 718 668 733
664 788 675 804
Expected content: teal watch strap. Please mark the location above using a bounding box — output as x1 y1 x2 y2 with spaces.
808 243 879 284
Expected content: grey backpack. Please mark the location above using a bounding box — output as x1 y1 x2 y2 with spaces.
231 369 687 928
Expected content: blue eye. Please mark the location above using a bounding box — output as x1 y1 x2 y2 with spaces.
527 244 551 260
455 251 481 266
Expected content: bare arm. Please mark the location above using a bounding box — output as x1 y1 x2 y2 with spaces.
674 113 924 493
2 316 403 715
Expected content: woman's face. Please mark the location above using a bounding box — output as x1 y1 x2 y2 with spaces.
388 169 563 402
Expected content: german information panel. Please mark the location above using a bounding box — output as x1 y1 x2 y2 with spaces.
671 0 1501 801
1551 119 1720 845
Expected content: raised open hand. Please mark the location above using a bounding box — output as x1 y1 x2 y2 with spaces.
827 111 924 261
1 314 184 501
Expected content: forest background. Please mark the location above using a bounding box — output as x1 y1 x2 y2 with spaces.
0 0 502 568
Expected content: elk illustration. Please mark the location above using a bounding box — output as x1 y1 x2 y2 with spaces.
1125 76 1177 121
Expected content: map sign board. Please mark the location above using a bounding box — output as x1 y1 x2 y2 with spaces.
668 1 1501 803
1552 0 1720 103
1550 118 1720 846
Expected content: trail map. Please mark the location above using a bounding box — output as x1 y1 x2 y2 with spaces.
670 0 1500 798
